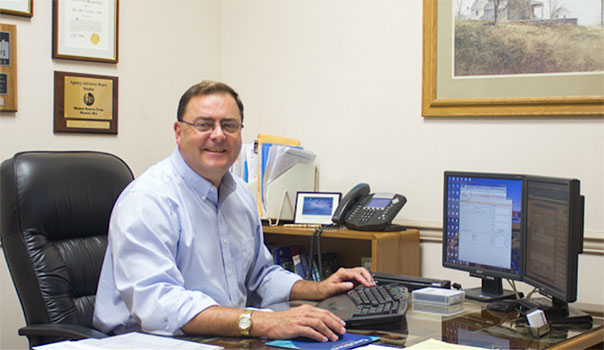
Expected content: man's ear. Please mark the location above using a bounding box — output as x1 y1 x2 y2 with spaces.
174 121 182 145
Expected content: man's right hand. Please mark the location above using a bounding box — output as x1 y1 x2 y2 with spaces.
253 304 346 342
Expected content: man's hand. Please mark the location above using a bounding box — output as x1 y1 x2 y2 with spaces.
290 267 375 301
253 304 346 342
181 304 345 342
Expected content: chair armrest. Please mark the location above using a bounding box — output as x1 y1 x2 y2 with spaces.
19 323 108 340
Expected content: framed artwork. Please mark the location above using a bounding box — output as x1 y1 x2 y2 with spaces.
422 0 604 117
0 23 17 111
0 0 33 17
52 0 118 63
294 192 341 225
54 71 118 134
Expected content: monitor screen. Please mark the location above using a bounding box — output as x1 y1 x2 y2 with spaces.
524 176 584 303
443 171 524 301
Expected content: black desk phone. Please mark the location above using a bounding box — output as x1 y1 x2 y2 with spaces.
332 183 407 231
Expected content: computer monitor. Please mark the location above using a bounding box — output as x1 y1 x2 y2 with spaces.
443 171 524 302
523 176 588 323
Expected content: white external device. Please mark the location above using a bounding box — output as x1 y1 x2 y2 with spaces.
411 287 465 305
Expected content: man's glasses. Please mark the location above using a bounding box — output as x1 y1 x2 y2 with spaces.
180 118 243 134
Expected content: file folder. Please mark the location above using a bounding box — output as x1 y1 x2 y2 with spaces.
256 134 301 217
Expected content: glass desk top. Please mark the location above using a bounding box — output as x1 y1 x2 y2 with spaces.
182 300 603 349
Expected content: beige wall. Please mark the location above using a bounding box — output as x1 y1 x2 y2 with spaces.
0 1 222 348
220 0 603 307
1 0 603 349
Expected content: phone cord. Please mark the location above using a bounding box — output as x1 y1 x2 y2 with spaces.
307 228 316 280
317 227 323 281
307 226 324 281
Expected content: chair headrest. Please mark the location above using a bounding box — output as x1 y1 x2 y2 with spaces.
1 151 134 241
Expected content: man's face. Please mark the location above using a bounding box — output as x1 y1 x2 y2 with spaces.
175 92 242 187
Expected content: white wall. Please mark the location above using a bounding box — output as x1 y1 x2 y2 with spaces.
1 0 603 349
0 1 222 348
220 0 604 308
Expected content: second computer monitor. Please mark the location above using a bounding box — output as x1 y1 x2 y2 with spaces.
443 171 524 301
524 176 584 304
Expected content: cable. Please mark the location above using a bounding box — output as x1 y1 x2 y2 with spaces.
525 287 538 299
307 227 319 280
506 279 521 299
317 226 323 281
305 224 340 281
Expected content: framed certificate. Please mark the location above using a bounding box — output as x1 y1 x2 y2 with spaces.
54 71 118 134
52 0 118 63
0 24 17 111
0 0 33 17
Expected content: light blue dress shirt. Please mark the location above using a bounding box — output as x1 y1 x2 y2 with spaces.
93 148 301 336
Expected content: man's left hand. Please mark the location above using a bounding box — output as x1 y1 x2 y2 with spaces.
290 267 375 301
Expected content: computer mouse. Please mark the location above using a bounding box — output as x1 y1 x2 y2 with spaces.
487 300 520 313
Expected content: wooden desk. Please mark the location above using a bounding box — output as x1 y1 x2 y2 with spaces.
185 300 604 349
262 225 420 276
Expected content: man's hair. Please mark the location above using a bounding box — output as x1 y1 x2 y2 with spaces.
177 80 244 122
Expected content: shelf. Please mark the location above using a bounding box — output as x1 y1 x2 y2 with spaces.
262 225 420 276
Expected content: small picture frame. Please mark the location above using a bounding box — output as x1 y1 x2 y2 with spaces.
0 24 18 111
52 0 119 63
294 192 342 225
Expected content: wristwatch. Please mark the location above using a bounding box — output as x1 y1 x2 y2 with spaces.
237 309 253 336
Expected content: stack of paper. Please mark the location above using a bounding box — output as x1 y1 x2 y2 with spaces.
230 133 316 219
33 332 223 350
260 143 315 215
231 143 257 183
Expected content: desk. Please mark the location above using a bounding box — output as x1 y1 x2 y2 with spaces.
185 300 603 349
262 225 420 276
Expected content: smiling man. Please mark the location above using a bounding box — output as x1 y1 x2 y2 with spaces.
93 81 375 342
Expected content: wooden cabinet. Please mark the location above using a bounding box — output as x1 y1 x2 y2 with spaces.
262 225 420 276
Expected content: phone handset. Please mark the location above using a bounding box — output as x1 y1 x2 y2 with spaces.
331 183 370 225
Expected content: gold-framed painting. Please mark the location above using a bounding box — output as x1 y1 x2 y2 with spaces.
422 0 604 117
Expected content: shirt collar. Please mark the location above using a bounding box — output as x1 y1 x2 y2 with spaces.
170 147 237 203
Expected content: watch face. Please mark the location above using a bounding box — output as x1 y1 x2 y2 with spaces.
239 317 251 329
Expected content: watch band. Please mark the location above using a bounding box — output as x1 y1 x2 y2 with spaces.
238 309 253 336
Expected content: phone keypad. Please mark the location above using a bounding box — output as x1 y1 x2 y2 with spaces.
360 209 376 223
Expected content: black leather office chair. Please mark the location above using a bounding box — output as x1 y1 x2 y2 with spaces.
0 151 134 348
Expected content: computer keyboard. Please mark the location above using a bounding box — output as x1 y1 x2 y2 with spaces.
317 284 409 327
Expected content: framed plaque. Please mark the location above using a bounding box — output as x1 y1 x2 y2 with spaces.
54 71 118 134
0 24 17 112
0 0 33 17
52 0 119 63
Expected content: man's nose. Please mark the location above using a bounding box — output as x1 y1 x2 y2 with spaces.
209 123 226 139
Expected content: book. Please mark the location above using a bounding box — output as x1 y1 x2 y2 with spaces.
273 245 301 273
266 333 379 350
292 254 305 278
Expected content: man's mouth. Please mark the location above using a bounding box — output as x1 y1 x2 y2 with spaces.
205 148 227 153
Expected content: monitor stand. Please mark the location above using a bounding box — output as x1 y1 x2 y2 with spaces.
517 297 593 325
464 276 518 303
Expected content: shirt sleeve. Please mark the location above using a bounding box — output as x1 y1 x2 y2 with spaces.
243 217 302 307
109 190 216 335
